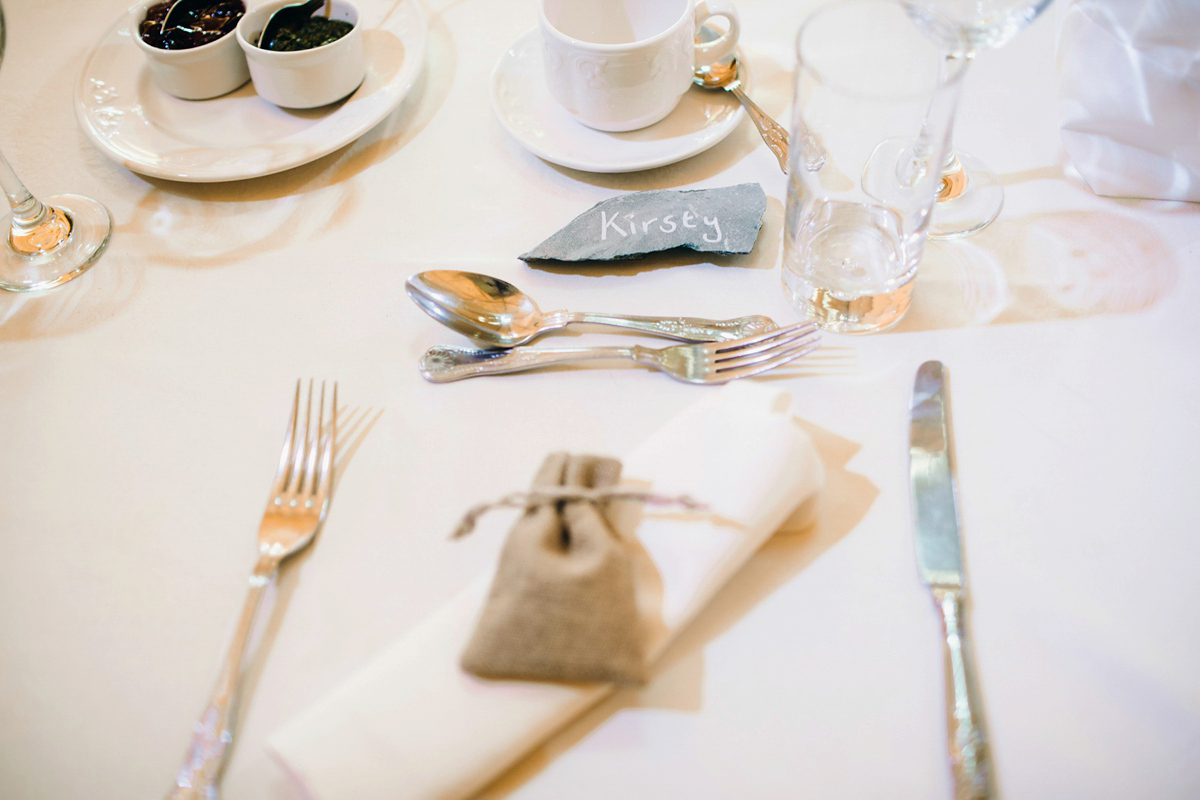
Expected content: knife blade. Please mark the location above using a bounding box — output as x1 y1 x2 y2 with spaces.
909 361 992 800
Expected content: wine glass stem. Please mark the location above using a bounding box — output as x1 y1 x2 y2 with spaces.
0 146 73 255
934 53 971 198
900 52 967 191
0 147 46 227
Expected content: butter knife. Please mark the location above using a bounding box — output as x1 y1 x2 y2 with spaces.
909 361 992 800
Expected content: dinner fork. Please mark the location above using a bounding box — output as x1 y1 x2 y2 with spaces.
419 321 820 383
167 380 337 800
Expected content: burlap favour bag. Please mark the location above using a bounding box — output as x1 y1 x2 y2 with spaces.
459 452 649 685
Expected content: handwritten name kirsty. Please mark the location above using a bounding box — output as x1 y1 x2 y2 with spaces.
598 209 725 244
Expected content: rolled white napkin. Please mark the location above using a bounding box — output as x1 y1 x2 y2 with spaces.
268 382 825 800
1059 0 1200 202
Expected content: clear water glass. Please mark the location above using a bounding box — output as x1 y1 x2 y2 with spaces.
782 0 966 334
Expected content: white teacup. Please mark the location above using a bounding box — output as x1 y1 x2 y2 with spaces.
539 0 740 132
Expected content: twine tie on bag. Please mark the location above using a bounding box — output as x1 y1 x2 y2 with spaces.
451 488 707 539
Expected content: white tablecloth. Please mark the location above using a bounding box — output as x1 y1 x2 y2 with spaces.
1 1 1198 799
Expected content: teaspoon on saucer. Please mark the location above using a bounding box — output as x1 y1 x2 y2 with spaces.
406 270 778 348
692 29 826 173
693 54 791 173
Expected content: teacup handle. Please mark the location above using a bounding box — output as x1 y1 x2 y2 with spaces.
693 0 740 68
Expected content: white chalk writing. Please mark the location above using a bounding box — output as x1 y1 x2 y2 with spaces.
598 208 722 241
601 211 626 239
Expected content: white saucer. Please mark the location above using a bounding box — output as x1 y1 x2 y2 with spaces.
490 30 745 174
75 0 427 183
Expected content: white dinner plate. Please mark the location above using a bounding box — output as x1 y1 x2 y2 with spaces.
75 0 427 182
491 30 745 174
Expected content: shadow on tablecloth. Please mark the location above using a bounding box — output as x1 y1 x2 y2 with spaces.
896 208 1180 333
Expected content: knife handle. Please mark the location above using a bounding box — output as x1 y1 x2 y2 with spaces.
934 588 992 800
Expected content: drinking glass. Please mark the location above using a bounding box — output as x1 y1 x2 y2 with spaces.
782 0 965 334
0 0 111 292
903 0 1055 238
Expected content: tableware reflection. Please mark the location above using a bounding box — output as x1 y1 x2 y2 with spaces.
895 209 1179 331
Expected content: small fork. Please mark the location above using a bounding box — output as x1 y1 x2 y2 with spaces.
167 380 337 800
419 321 820 384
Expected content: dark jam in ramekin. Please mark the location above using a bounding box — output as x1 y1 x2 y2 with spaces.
139 0 245 50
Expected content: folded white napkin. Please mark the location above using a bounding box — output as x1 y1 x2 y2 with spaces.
268 383 824 800
1059 0 1200 201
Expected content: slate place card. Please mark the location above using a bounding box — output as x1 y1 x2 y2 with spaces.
519 183 767 263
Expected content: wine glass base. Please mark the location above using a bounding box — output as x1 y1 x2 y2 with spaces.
929 150 1003 240
0 194 112 292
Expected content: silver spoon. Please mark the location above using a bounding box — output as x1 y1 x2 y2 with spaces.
160 0 248 38
693 49 827 174
160 0 207 35
406 270 778 348
257 0 327 48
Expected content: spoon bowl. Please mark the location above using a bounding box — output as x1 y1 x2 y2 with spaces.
258 0 326 48
161 0 205 35
693 54 742 92
158 0 244 43
406 270 778 348
406 271 543 348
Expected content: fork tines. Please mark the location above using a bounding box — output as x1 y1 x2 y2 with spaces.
709 321 820 380
271 379 337 507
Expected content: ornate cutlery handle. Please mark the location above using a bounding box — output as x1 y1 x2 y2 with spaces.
935 588 992 800
564 312 777 342
420 344 641 382
729 85 791 173
166 571 272 800
763 92 828 174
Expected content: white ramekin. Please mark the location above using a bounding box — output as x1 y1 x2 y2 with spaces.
130 0 251 100
236 0 366 109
